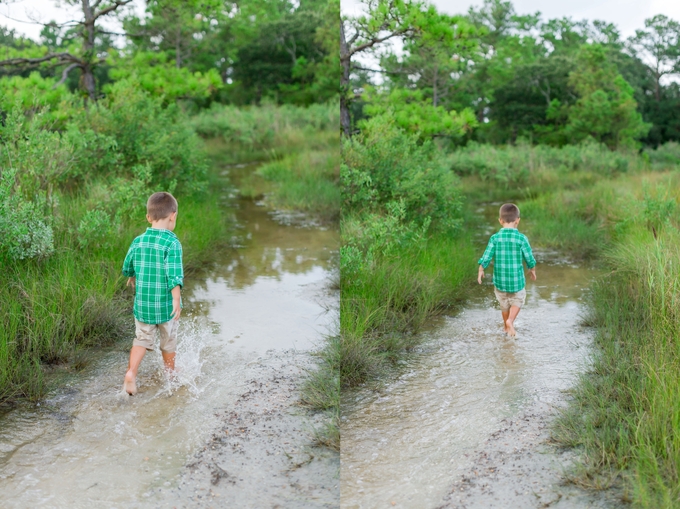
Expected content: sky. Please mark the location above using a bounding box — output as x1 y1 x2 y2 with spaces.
4 0 680 42
342 0 680 39
0 0 145 41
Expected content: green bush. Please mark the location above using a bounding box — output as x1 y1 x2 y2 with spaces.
71 79 208 194
342 115 463 231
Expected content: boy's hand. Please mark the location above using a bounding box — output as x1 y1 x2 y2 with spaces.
477 265 485 284
529 268 537 281
127 277 136 292
171 299 181 321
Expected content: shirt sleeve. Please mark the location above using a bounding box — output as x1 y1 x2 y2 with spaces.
478 236 495 268
166 240 184 290
122 241 136 277
522 236 536 269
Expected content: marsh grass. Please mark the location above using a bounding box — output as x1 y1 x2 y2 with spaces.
553 226 680 507
340 234 475 388
257 141 340 221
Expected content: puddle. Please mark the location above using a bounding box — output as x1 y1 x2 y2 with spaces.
340 258 601 509
0 162 339 507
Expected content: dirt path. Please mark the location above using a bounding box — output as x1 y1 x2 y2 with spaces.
157 351 339 508
437 398 619 508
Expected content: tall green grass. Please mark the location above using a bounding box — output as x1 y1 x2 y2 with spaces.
190 101 339 163
340 234 475 387
554 225 680 507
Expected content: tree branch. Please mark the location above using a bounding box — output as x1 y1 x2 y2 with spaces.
350 29 412 57
0 52 80 67
52 62 82 88
352 65 409 74
94 0 134 20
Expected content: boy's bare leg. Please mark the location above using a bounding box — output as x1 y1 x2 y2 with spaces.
505 305 521 337
162 352 176 372
502 310 510 331
124 346 147 395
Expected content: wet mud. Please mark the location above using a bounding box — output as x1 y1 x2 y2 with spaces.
159 352 338 508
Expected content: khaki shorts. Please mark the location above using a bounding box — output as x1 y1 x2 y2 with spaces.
494 288 526 312
133 319 178 353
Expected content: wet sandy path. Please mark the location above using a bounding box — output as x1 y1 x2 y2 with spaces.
340 257 612 509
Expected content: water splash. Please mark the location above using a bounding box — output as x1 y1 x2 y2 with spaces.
114 316 211 400
160 316 209 396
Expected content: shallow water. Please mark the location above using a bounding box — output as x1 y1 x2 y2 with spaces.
340 257 599 509
0 163 338 507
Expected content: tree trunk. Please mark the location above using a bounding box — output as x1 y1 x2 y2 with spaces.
432 65 438 107
340 19 352 138
176 29 182 68
80 0 97 103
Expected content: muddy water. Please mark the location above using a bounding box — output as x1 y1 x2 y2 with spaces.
0 163 338 507
340 256 598 509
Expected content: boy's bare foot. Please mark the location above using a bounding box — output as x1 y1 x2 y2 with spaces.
505 320 516 337
124 370 137 395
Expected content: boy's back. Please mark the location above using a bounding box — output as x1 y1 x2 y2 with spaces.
123 228 184 325
479 228 534 293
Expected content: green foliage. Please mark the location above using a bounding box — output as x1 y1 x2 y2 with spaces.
0 73 74 126
561 44 650 149
342 114 463 231
190 101 338 155
72 79 208 194
0 169 54 261
340 113 471 390
362 88 477 140
450 140 635 194
108 52 222 101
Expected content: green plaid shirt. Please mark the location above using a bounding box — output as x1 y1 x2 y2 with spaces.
122 228 184 325
478 227 536 293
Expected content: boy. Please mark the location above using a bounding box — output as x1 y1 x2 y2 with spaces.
122 192 184 395
477 203 536 337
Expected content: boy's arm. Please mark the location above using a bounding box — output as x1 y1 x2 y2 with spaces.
122 242 136 279
477 237 495 284
171 285 181 320
522 236 537 280
166 241 184 321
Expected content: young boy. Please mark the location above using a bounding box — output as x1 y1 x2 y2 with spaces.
477 203 536 337
122 192 184 395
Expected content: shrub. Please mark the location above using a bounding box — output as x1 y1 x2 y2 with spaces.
342 115 463 232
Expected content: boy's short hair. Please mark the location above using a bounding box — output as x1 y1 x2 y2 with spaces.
147 192 178 221
499 203 520 223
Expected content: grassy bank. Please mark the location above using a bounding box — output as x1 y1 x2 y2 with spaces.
524 176 680 507
339 115 476 405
